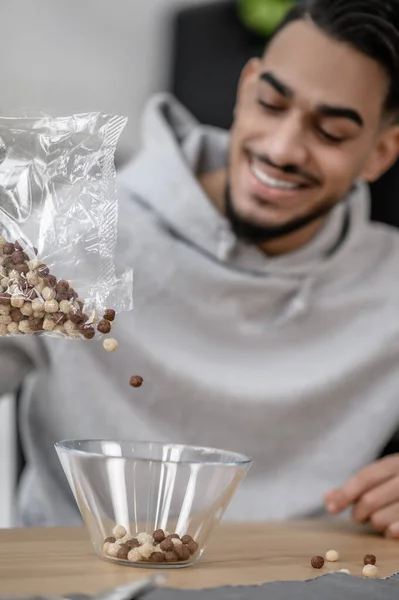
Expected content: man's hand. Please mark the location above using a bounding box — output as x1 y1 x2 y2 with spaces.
324 454 399 538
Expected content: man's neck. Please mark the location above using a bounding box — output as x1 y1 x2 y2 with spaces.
199 168 328 257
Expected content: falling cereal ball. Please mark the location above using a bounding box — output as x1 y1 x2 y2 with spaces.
311 556 324 569
339 569 351 574
103 338 119 352
130 375 143 388
325 549 340 562
362 564 379 578
363 554 377 566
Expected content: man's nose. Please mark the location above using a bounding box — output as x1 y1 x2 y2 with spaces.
265 113 309 169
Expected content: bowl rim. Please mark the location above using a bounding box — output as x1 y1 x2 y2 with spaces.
54 439 253 467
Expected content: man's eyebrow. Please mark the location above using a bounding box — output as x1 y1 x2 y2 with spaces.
260 71 364 127
260 71 293 98
317 104 364 127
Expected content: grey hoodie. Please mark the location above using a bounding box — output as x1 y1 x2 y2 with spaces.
2 94 399 526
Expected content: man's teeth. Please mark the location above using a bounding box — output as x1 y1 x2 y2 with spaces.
251 163 301 190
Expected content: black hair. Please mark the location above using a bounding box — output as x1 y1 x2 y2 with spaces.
271 0 399 115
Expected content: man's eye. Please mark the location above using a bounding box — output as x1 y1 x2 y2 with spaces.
318 128 346 143
257 99 284 113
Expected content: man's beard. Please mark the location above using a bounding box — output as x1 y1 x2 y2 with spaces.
224 184 344 244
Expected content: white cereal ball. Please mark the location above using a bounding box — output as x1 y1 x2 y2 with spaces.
112 524 127 539
103 338 119 352
363 564 379 578
0 315 12 325
53 325 65 333
27 258 40 270
138 542 154 560
127 548 142 563
26 271 40 286
64 320 77 334
7 322 20 334
43 318 55 331
325 550 340 562
33 310 45 319
106 543 120 558
59 299 72 314
1 277 10 289
0 305 10 316
137 532 153 545
35 281 45 294
44 299 59 314
42 286 55 301
164 531 171 537
11 296 24 308
103 542 112 555
172 538 182 546
8 269 19 281
0 324 8 335
0 236 6 247
19 320 32 333
20 302 33 317
87 309 98 324
32 298 44 312
339 569 351 575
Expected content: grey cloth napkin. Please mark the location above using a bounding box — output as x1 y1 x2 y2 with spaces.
145 573 399 600
4 573 399 600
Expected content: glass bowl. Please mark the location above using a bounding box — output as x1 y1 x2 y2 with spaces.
55 440 252 568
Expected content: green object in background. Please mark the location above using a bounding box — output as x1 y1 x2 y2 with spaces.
237 0 295 38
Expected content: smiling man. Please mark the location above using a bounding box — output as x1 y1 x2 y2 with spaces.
2 0 399 535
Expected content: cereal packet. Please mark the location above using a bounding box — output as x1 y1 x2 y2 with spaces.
0 112 132 338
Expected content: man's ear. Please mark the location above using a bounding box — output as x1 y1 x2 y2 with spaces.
361 125 399 183
233 58 261 118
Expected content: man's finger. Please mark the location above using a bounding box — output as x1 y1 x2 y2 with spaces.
352 475 399 523
324 455 399 513
386 517 399 539
361 501 399 534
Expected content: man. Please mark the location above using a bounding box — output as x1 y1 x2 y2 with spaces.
2 0 399 534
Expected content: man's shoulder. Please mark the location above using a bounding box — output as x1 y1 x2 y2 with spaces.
358 220 399 278
367 219 399 251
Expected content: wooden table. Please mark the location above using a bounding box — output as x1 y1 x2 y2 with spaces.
0 521 398 596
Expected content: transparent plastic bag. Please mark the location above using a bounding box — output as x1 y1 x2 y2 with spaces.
0 112 132 339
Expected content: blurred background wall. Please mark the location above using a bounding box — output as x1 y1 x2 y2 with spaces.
0 0 227 166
